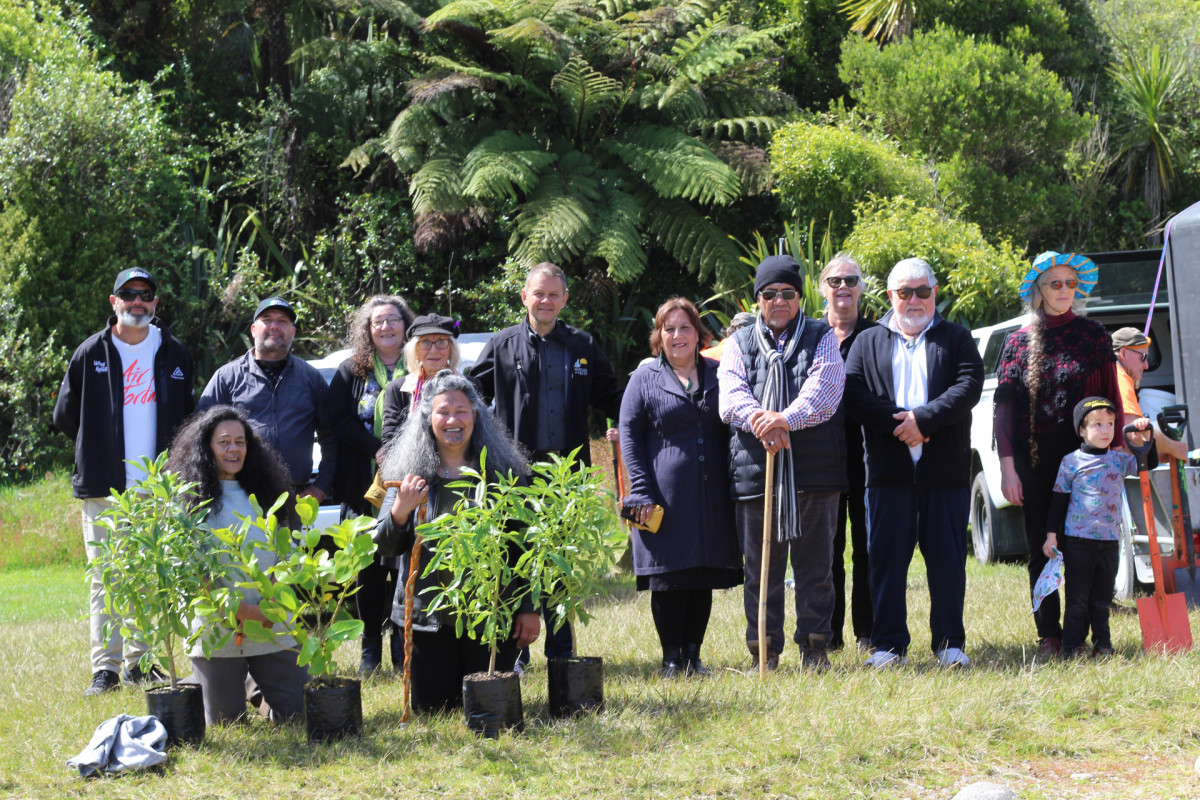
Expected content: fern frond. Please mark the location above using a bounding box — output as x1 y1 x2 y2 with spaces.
604 125 741 205
689 115 782 139
410 158 466 216
552 56 623 140
418 54 550 100
307 0 422 28
406 71 489 103
462 131 558 202
588 187 647 281
644 196 741 280
511 165 599 266
383 104 444 172
339 138 384 174
710 141 772 195
423 0 503 32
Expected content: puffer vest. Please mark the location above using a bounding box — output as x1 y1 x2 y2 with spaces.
728 317 847 500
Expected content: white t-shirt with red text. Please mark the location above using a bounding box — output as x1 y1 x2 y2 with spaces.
112 326 161 487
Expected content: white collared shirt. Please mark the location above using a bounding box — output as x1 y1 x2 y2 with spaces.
889 315 935 463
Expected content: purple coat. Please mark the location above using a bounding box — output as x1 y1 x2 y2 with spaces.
619 357 741 576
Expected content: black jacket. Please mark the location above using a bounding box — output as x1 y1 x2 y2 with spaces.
844 312 983 488
472 320 622 465
53 317 195 499
319 359 386 515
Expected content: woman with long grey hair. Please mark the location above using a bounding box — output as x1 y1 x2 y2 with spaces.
373 370 540 712
993 251 1120 657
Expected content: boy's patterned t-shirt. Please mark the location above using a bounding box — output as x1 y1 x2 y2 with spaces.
1053 449 1139 540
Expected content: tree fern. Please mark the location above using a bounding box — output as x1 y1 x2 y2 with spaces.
410 158 467 216
604 125 741 205
645 196 741 281
588 187 647 281
423 0 504 31
552 57 622 143
462 131 558 202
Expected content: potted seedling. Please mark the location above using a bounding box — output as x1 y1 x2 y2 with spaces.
209 494 377 742
520 448 622 717
94 454 223 746
417 459 534 738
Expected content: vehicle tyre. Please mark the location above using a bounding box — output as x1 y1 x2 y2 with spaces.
970 472 1024 564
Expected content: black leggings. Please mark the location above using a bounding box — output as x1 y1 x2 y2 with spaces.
650 589 713 652
355 560 398 638
1017 431 1079 640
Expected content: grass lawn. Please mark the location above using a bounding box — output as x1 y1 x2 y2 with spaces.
3 549 1200 798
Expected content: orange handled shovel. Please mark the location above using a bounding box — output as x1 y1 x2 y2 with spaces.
1126 424 1192 653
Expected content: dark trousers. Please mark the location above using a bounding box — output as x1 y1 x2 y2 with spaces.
865 485 969 656
736 490 839 655
356 560 398 638
189 650 310 725
650 589 713 654
1016 432 1078 640
1061 536 1118 651
832 488 873 645
411 628 519 712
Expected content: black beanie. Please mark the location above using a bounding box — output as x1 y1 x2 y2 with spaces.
1073 396 1118 435
753 254 804 297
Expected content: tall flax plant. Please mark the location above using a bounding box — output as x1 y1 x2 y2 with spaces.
705 218 887 329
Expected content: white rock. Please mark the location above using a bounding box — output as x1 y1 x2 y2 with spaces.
952 782 1018 800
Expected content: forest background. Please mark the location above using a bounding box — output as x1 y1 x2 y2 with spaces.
0 0 1196 481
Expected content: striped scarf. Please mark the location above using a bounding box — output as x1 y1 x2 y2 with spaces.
753 315 804 542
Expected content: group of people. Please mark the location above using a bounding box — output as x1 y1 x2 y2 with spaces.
55 247 1157 722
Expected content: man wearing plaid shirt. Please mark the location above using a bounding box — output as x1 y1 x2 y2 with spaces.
718 254 846 672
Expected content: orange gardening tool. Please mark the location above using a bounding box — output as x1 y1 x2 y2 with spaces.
1126 424 1192 653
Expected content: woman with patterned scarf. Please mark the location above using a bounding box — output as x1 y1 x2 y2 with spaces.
320 294 415 675
993 252 1122 657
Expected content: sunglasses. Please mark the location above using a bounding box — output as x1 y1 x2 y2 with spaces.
116 289 156 302
893 286 933 300
1043 278 1078 291
825 276 860 288
759 288 798 302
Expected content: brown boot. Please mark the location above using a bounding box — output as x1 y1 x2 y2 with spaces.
801 634 831 673
747 641 779 672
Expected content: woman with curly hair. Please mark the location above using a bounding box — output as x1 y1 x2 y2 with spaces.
319 294 415 675
993 252 1122 657
165 404 307 725
374 370 540 712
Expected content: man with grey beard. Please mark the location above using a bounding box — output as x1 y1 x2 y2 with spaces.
54 267 195 696
843 258 982 670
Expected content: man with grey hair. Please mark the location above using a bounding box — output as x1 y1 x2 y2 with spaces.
844 257 983 669
473 261 623 665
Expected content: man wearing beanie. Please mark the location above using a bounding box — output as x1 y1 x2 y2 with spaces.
718 254 847 672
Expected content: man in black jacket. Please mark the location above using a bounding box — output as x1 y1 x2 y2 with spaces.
53 267 195 696
844 258 983 670
472 262 623 663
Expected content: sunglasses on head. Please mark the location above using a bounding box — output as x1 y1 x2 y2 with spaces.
893 286 933 300
116 289 156 302
759 288 798 301
825 276 860 288
1043 278 1079 291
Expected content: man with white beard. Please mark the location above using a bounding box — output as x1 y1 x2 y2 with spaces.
54 267 195 696
843 258 983 670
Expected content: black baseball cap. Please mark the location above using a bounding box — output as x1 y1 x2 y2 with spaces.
113 267 157 294
254 297 297 323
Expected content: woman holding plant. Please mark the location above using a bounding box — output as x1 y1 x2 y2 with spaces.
375 370 540 712
166 404 310 725
620 298 742 678
319 294 415 676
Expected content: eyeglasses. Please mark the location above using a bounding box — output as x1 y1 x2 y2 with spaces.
759 289 798 302
893 286 933 300
1043 279 1079 291
371 317 404 329
116 289 156 302
825 276 860 288
417 338 452 351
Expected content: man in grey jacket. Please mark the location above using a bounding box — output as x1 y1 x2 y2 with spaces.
198 297 333 500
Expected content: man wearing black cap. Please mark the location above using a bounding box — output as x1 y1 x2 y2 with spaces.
472 262 623 665
54 267 195 696
197 297 333 501
718 254 846 672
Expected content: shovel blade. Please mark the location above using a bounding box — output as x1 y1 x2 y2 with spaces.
1137 592 1193 653
1171 567 1200 609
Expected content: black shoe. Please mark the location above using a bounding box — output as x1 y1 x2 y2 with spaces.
682 644 709 677
360 636 383 676
123 664 166 686
84 669 120 697
660 646 683 678
1092 644 1116 658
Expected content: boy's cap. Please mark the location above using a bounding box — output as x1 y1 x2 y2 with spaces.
1073 396 1118 434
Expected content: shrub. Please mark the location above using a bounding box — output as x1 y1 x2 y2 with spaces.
770 120 931 239
841 196 1026 327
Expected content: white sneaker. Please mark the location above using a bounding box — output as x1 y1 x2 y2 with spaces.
864 650 907 669
935 647 971 668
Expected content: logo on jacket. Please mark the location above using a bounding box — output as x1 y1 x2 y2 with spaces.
93 360 108 374
573 358 588 376
171 367 185 380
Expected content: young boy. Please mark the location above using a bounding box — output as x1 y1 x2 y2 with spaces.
1043 397 1154 658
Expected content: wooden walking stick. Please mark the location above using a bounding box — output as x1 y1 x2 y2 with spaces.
384 479 428 725
758 450 776 678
